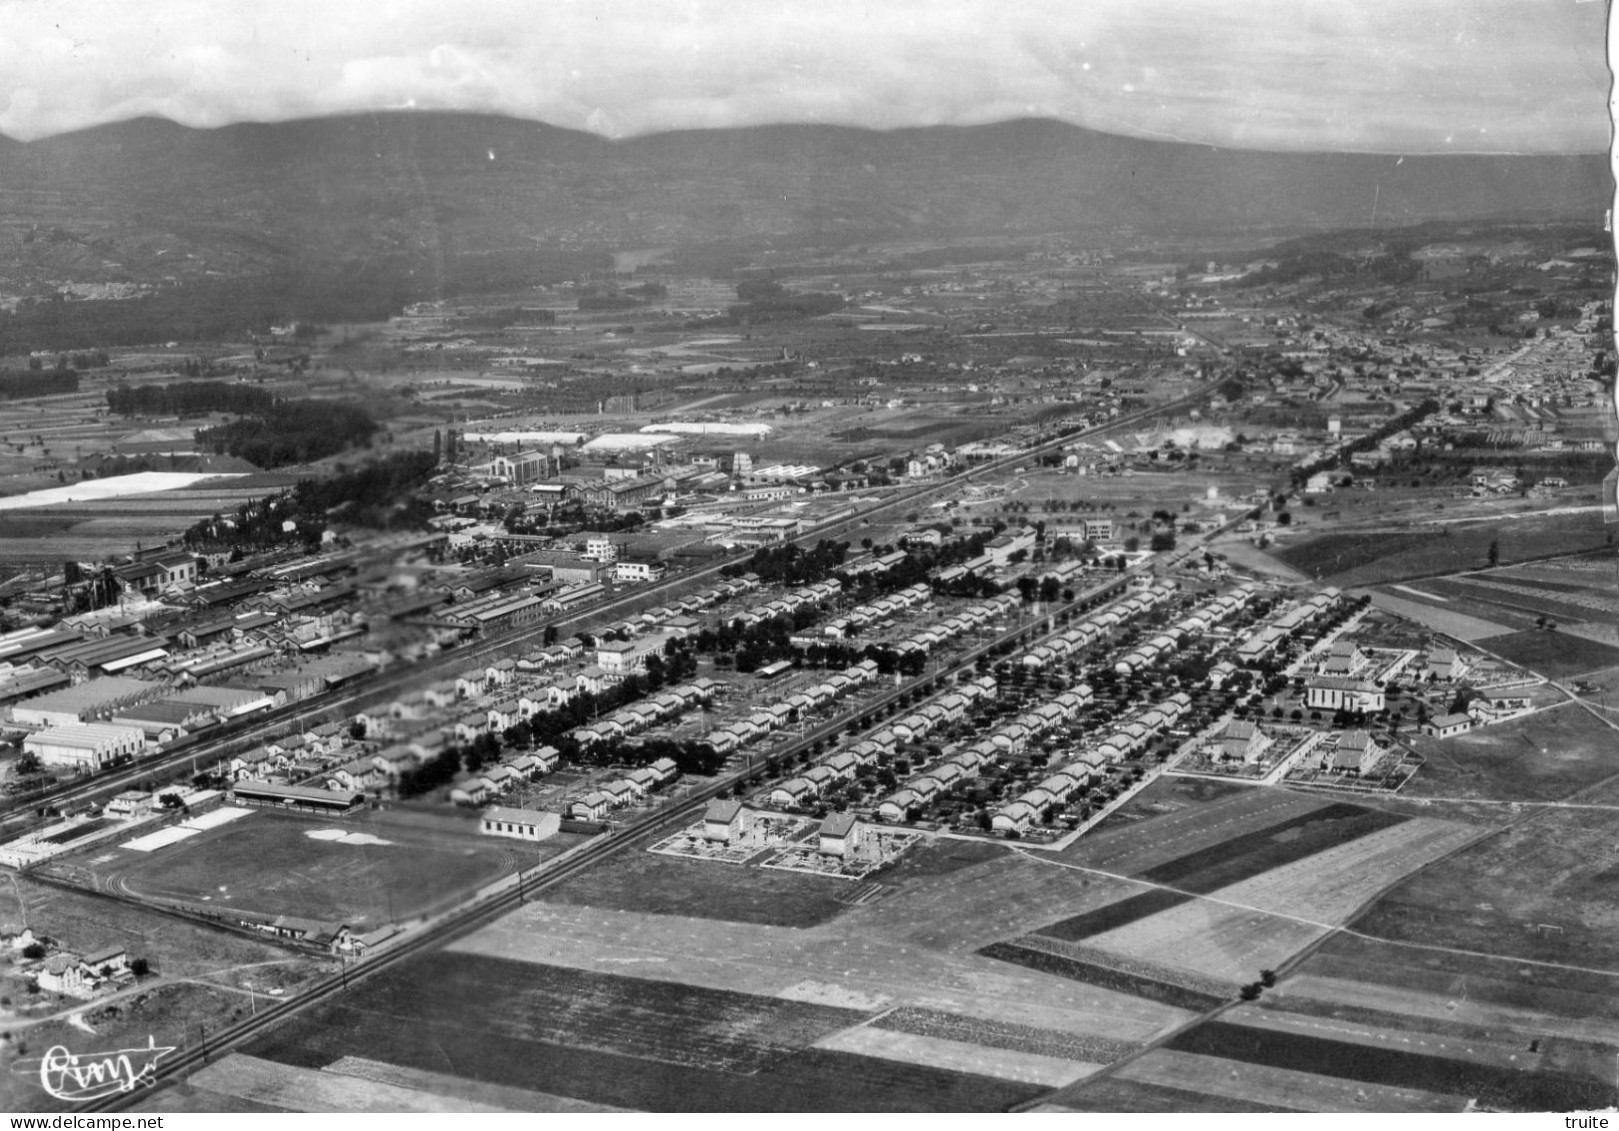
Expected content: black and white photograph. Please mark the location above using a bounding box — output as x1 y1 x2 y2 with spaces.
0 0 1613 1117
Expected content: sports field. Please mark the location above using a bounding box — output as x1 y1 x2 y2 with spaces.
101 811 526 924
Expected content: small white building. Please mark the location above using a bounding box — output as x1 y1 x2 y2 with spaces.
479 806 560 842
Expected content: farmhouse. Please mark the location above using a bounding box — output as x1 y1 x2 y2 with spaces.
703 799 757 843
1423 712 1473 738
1330 730 1383 775
1425 647 1467 682
1469 689 1534 724
1219 719 1271 764
818 812 864 858
570 791 613 820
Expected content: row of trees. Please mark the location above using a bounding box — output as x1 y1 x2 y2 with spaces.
0 368 79 400
107 381 276 418
725 539 849 586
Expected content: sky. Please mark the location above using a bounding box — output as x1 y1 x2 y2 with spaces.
0 0 1609 152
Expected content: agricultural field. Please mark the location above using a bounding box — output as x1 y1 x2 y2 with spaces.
1013 816 1479 986
1400 702 1619 803
1304 930 1619 1031
45 810 533 927
238 952 1049 1112
1159 1017 1614 1111
1483 631 1619 679
1363 589 1521 642
540 833 854 928
463 873 1187 1042
1044 1073 1301 1113
1090 1046 1474 1113
1273 511 1613 589
1058 782 1334 873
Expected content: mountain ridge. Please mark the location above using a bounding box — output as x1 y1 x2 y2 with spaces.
0 110 1607 294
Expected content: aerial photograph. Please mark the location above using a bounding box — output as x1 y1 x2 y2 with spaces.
0 0 1613 1118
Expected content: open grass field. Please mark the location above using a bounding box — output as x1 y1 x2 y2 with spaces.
460 894 1188 1047
1427 578 1614 624
1302 931 1619 1029
1163 1019 1615 1111
1131 801 1404 889
1344 803 1619 970
540 836 853 928
1227 999 1544 1074
1363 589 1517 641
1058 783 1331 873
1 981 288 1114
1274 512 1614 589
182 1054 512 1113
1482 630 1619 678
241 952 1049 1112
1022 816 1480 985
1264 974 1619 1047
100 811 522 925
867 850 1143 954
813 1027 1097 1088
1071 899 1329 985
1197 816 1484 922
1277 531 1434 581
5 874 334 988
389 954 873 1073
1401 702 1619 803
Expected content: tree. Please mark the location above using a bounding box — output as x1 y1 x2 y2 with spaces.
1487 539 1500 568
1260 968 1277 988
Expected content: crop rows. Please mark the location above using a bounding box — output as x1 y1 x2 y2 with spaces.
978 941 1228 1012
1167 1021 1618 1112
872 1006 1140 1064
1014 933 1236 998
1036 889 1190 942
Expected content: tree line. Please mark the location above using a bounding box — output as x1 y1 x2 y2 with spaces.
0 368 79 400
107 381 276 417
